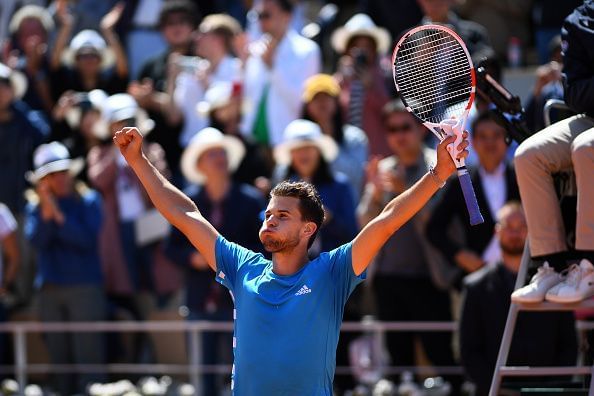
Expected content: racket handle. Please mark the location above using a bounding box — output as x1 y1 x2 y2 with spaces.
457 168 484 225
439 119 465 167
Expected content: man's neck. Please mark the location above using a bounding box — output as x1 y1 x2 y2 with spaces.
204 177 231 203
271 25 289 41
272 248 310 276
208 51 226 70
502 253 521 274
427 12 449 23
170 43 190 55
397 148 421 166
317 119 334 136
481 161 504 174
80 73 98 91
0 108 13 122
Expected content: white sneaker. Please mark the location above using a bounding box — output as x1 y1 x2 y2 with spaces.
511 262 563 303
545 259 594 303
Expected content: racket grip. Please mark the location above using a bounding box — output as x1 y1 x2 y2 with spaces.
457 168 484 225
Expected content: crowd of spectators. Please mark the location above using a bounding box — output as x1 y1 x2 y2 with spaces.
0 0 587 395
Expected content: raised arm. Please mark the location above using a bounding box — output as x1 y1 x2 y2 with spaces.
113 127 219 270
351 134 468 275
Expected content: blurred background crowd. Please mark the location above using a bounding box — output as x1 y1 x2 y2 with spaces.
0 0 588 395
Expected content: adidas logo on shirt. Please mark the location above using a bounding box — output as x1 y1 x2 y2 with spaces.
295 284 312 296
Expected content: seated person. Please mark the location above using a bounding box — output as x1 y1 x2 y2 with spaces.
514 2 594 271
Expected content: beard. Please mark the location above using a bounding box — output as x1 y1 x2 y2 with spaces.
500 240 524 256
260 232 300 253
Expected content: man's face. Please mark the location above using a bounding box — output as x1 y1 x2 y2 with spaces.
257 0 290 36
194 31 224 59
384 111 424 156
472 119 507 168
196 147 229 180
260 196 310 253
346 35 377 63
161 12 194 47
417 0 453 19
43 170 74 198
497 209 527 258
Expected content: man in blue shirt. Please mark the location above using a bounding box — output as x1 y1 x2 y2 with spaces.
114 125 469 395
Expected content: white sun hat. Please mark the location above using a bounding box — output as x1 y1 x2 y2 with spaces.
9 5 55 35
196 81 239 116
180 127 246 184
330 13 391 55
62 29 116 70
0 62 28 100
25 141 84 184
93 93 155 139
273 119 338 166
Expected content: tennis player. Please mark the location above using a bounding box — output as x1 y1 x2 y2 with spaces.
114 126 469 395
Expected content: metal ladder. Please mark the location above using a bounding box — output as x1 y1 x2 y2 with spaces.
488 242 594 395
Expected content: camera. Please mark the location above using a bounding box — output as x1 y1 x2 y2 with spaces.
175 56 210 74
353 49 368 68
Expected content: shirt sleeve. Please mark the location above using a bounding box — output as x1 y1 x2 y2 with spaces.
0 204 17 240
215 235 262 293
328 242 366 306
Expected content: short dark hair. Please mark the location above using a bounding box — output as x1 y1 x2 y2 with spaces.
265 0 294 13
270 181 324 249
158 0 201 30
471 110 507 137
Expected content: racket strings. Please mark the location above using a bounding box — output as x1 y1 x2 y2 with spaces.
397 35 463 61
397 64 472 97
394 29 472 125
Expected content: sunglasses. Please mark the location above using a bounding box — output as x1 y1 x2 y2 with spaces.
386 123 414 134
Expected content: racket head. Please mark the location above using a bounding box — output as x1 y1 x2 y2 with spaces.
392 24 476 139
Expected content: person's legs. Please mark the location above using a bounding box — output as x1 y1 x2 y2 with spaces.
571 126 594 258
410 279 459 390
514 115 594 257
38 287 73 395
67 286 108 391
373 277 415 368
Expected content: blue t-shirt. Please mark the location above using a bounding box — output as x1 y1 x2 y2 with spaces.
215 235 365 395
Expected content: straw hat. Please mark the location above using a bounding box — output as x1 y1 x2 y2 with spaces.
0 63 27 100
25 142 84 184
302 74 340 103
62 30 116 70
93 93 155 140
180 127 246 184
331 13 391 55
273 119 338 165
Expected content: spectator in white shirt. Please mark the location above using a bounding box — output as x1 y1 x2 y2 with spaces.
240 0 321 147
169 14 243 148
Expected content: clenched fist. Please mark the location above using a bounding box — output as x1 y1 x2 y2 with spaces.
113 127 144 165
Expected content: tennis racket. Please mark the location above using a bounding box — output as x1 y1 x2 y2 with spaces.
392 24 484 226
